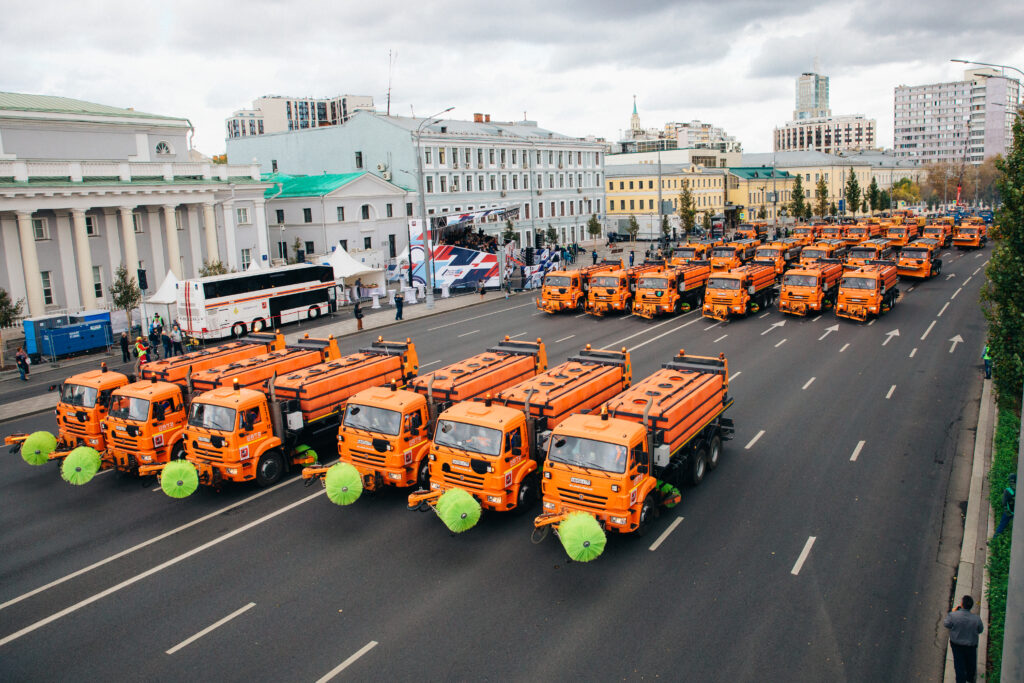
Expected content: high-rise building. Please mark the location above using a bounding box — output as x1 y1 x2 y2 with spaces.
893 68 1021 165
775 68 877 154
226 94 375 139
795 72 830 120
620 100 742 155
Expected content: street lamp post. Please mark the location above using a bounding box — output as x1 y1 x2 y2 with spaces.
414 106 454 309
951 58 1024 79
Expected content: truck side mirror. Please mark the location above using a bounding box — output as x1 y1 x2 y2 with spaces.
511 446 522 457
153 404 165 421
409 426 420 436
637 464 649 475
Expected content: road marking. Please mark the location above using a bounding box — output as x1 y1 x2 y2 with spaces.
420 360 440 368
608 314 689 348
973 267 981 276
731 371 742 380
850 440 865 462
937 302 949 317
166 602 256 655
507 332 527 339
909 347 917 358
704 322 720 331
744 430 765 450
760 321 785 336
648 516 684 552
713 334 727 343
867 319 875 326
95 469 113 477
946 273 957 280
574 312 588 318
456 329 479 338
774 338 786 348
0 475 305 613
554 334 576 343
628 317 700 352
759 312 770 319
907 286 915 293
427 302 535 331
802 377 815 390
0 490 325 647
791 536 817 575
975 253 983 259
949 335 963 353
819 324 839 341
316 641 380 683
811 315 821 322
950 287 962 300
151 485 161 492
920 320 936 340
963 276 972 285
839 343 850 353
886 385 896 399
983 259 989 266
882 329 899 346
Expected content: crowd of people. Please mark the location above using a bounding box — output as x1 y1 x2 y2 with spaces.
119 313 188 375
441 228 500 253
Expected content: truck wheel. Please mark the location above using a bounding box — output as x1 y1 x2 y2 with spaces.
255 450 285 487
689 449 707 486
514 472 540 514
416 457 430 490
706 436 722 471
170 442 186 461
636 494 657 537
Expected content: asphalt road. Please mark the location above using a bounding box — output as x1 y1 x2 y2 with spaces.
0 246 991 681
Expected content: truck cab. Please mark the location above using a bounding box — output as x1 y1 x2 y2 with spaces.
799 240 848 266
778 261 844 316
671 239 720 264
953 222 987 250
845 238 894 270
922 222 953 247
897 239 942 279
632 263 710 319
104 380 187 473
885 223 919 248
820 225 846 241
844 222 882 245
790 225 820 246
836 263 900 322
734 223 767 241
586 270 631 316
53 364 130 456
538 261 621 314
710 239 758 271
754 239 801 275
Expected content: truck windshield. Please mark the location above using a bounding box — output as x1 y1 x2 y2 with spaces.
783 274 817 287
60 383 98 408
711 248 735 258
109 395 150 421
188 402 236 432
675 248 697 259
637 277 668 289
901 249 929 259
548 435 628 474
592 276 620 288
849 228 866 234
544 276 571 287
959 229 978 235
343 404 401 436
889 228 906 235
848 248 875 259
794 228 812 234
842 277 877 290
756 249 779 259
803 249 826 260
434 420 502 456
707 277 741 290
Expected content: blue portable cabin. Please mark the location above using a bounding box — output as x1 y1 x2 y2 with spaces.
22 314 69 358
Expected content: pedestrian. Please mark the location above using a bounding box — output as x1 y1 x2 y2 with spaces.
353 299 364 331
119 331 130 363
629 250 635 267
148 320 161 360
394 290 404 320
15 346 29 381
994 473 1016 536
170 324 184 356
133 336 148 376
944 595 983 683
983 344 992 379
478 279 486 298
161 328 172 358
503 275 511 299
591 249 598 265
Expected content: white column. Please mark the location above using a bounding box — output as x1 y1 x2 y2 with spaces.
187 205 202 277
222 201 238 270
55 212 81 310
163 204 183 279
202 202 219 264
103 209 122 278
119 206 140 272
71 209 97 310
0 216 29 305
253 199 269 264
146 207 165 283
16 212 46 316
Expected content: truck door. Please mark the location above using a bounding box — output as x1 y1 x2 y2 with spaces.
505 426 524 459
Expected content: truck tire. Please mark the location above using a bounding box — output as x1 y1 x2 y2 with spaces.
933 259 942 277
689 448 707 486
256 450 285 487
416 457 430 490
514 472 540 514
636 494 657 537
170 442 186 461
706 435 722 471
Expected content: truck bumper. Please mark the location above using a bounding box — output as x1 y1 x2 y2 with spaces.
413 481 518 512
702 303 731 321
191 458 251 485
836 304 870 322
108 446 161 474
778 299 808 316
537 298 571 314
535 503 634 533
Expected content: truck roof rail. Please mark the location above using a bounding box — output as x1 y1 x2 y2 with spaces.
359 338 412 356
867 259 897 266
816 257 844 265
663 352 728 377
291 336 334 351
486 337 544 358
567 347 629 369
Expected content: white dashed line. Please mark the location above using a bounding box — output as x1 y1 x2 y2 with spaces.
731 371 742 380
909 347 917 358
648 516 684 552
628 317 700 352
704 322 721 331
802 377 815 390
963 276 972 286
420 360 441 368
973 267 981 276
937 302 949 317
166 602 256 655
316 641 380 682
791 536 817 575
774 338 786 348
951 287 962 300
457 329 480 337
759 312 771 319
811 315 821 322
850 440 866 462
907 286 915 293
608 314 689 348
714 334 728 343
428 302 535 331
886 385 896 399
554 334 576 343
921 320 936 340
839 343 850 353
507 332 527 339
745 430 765 450
868 319 875 326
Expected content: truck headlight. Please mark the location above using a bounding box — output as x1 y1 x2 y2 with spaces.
486 465 493 473
543 471 551 479
610 516 628 526
89 438 100 446
428 454 436 461
140 455 153 462
543 501 555 510
227 468 238 475
387 472 403 480
487 495 502 503
430 482 440 490
611 484 619 492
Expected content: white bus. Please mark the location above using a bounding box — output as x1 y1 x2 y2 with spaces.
177 264 337 339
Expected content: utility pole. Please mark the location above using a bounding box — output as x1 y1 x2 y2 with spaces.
657 149 663 244
414 107 454 309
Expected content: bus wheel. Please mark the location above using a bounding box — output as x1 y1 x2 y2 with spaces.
251 318 265 333
308 306 321 320
230 323 247 338
256 450 285 487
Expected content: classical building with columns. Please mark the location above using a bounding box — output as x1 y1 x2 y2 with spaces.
0 92 271 318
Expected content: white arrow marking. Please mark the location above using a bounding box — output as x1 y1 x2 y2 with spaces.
882 329 899 346
760 320 785 336
818 324 839 341
949 335 963 353
946 273 957 280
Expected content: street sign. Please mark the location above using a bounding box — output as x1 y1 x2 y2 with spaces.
838 199 846 212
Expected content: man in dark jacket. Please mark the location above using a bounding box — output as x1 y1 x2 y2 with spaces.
944 595 984 682
119 332 130 363
353 299 364 331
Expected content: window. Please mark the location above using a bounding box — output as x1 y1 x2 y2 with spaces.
132 213 142 234
425 149 432 164
439 148 446 164
426 177 434 193
361 204 370 220
235 207 250 224
386 203 393 218
155 141 171 155
406 202 413 216
339 239 348 251
85 215 97 236
440 177 447 193
539 203 544 218
467 176 474 192
276 209 285 224
489 149 495 164
355 151 363 169
489 176 496 191
388 234 397 258
277 241 288 260
609 199 615 211
92 266 103 299
364 236 372 250
500 149 507 164
501 176 508 190
32 218 48 240
478 148 484 165
41 271 53 305
303 208 313 223
176 212 184 231
304 241 314 254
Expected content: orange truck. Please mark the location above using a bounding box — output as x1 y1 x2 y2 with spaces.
309 337 547 498
534 351 733 556
836 262 900 322
102 379 189 476
734 223 767 241
586 262 661 317
885 222 919 248
168 338 419 492
671 239 721 264
189 335 342 394
753 239 802 275
897 239 943 279
408 346 631 524
709 239 759 271
537 261 622 313
140 332 285 389
820 224 846 241
790 225 821 246
632 263 711 319
845 222 883 245
844 238 895 270
778 260 845 316
952 221 988 250
799 239 848 266
701 264 777 321
922 222 953 247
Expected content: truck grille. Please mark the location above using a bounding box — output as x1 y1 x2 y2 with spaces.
555 487 608 510
190 444 224 461
442 471 485 491
63 421 88 437
348 448 386 467
111 433 139 449
710 296 732 304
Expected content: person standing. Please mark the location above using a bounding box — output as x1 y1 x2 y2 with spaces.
394 290 404 320
148 319 161 360
478 278 486 298
944 595 983 683
170 324 184 356
629 250 635 267
119 331 130 363
15 346 29 381
353 299 364 331
591 249 598 265
133 337 148 377
983 344 992 379
161 328 172 358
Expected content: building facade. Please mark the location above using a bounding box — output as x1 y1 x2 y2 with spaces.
227 111 606 248
774 114 877 154
227 94 375 139
605 164 727 235
606 148 740 169
795 71 830 120
725 168 795 222
0 92 270 317
894 68 1021 164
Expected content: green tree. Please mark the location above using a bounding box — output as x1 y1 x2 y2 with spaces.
702 212 712 234
0 287 25 370
861 196 869 214
502 219 516 244
545 225 558 248
660 214 670 239
844 168 861 217
814 177 829 218
587 214 602 240
981 113 1024 408
829 201 838 216
626 215 640 242
291 236 304 263
803 203 812 220
789 174 806 219
676 187 696 235
200 260 230 276
891 177 921 205
110 265 142 334
879 190 891 211
757 206 767 220
867 177 881 214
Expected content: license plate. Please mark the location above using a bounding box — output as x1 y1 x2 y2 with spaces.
570 477 591 486
357 439 371 446
115 425 126 431
453 458 470 467
198 436 210 443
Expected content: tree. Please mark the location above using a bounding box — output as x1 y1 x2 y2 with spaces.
502 219 516 244
626 215 640 242
545 225 558 248
861 196 869 214
891 177 921 206
660 214 670 239
702 212 712 233
0 287 24 370
814 177 829 218
676 187 696 235
291 236 304 263
757 206 767 220
789 174 806 219
212 154 227 164
586 214 602 240
110 265 142 335
829 201 838 216
981 113 1024 408
200 260 230 276
844 168 861 217
867 177 881 214
879 190 891 211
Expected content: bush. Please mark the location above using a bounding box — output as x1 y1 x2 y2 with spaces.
986 407 1019 682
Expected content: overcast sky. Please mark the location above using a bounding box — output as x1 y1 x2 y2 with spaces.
3 1 1022 156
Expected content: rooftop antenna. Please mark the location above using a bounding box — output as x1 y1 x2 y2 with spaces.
386 49 397 116
813 54 821 74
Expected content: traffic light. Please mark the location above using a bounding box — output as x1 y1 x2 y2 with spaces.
524 247 535 266
137 269 148 290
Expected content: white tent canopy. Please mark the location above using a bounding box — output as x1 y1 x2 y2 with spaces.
321 246 380 281
147 270 179 304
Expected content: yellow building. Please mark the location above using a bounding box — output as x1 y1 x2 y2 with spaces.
605 164 726 234
725 167 796 221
